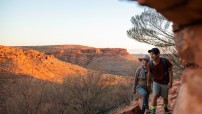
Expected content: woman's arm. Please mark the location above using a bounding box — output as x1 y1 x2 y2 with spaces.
134 68 140 93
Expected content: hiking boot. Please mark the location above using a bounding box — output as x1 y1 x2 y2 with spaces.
164 106 171 114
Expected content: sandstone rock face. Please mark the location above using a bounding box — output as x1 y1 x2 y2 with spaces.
56 48 129 67
0 46 87 82
174 25 202 67
173 25 202 114
17 45 140 76
136 0 202 25
115 102 141 114
174 69 202 114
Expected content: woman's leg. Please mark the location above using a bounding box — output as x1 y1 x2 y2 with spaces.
142 88 149 112
136 86 149 114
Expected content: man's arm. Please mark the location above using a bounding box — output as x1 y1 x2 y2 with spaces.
147 63 152 90
147 71 152 91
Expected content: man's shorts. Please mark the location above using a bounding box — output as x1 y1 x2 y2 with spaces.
153 82 168 99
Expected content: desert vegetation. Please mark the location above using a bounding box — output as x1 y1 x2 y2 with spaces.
1 71 135 114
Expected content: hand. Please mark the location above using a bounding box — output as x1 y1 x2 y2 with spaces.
147 84 151 92
168 82 173 89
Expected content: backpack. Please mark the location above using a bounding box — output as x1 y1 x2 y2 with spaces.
149 58 168 77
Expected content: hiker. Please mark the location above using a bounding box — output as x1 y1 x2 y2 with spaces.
147 48 173 114
134 55 150 114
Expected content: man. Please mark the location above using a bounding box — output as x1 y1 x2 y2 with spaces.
134 55 150 114
147 48 173 114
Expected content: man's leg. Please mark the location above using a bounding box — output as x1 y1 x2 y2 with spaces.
151 82 160 114
160 84 170 113
151 95 158 114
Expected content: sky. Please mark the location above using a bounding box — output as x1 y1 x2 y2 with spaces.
0 0 154 54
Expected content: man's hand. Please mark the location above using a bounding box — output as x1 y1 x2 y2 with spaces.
168 82 173 89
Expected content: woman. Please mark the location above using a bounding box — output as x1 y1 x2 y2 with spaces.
134 55 150 114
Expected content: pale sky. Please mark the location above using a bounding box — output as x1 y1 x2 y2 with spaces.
0 0 153 54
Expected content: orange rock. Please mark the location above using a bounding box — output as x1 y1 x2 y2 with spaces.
116 102 141 114
136 0 202 25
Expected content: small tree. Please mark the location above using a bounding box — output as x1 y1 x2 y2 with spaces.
63 71 113 114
